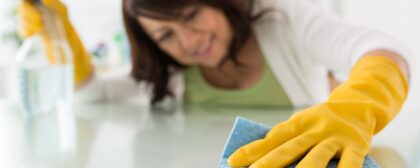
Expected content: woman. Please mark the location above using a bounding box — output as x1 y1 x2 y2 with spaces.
19 0 411 167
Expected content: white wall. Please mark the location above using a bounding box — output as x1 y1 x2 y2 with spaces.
63 0 123 50
340 0 420 108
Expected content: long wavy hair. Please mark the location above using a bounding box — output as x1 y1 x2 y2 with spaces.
122 0 269 105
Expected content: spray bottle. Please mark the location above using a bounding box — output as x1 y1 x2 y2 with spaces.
16 0 74 116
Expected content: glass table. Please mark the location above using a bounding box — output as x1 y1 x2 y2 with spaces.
0 102 419 168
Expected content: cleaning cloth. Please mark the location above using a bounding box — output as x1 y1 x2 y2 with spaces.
219 117 379 168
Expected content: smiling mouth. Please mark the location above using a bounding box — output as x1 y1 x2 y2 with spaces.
194 35 214 57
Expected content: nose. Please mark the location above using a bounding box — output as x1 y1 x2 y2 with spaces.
176 25 202 53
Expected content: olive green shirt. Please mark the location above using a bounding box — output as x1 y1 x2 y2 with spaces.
184 59 292 108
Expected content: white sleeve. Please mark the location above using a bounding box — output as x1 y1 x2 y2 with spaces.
75 66 151 105
285 0 413 78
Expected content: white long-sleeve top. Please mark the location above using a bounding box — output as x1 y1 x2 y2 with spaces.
76 0 412 107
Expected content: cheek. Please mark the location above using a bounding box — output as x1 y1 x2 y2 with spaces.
204 10 233 48
207 11 232 41
161 44 195 65
218 16 232 42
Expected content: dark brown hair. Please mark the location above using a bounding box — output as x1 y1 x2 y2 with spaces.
123 0 268 105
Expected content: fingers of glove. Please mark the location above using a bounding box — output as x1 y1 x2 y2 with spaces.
228 122 297 167
19 22 43 37
18 2 43 37
249 134 317 168
41 0 67 16
338 147 366 168
296 139 341 168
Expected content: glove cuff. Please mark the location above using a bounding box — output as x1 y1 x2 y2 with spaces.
326 56 409 133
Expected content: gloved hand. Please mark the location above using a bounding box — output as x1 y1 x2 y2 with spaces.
228 56 409 168
18 0 93 87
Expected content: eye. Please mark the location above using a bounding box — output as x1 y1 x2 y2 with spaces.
158 31 174 42
183 8 200 22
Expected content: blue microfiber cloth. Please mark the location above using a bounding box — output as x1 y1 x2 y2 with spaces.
219 117 379 168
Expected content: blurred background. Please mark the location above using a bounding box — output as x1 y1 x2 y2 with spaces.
0 0 419 107
0 1 419 168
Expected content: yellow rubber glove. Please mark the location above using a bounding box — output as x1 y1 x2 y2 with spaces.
228 56 409 168
18 0 93 87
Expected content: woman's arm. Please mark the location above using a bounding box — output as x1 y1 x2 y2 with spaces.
281 0 413 83
75 66 161 105
228 0 412 167
329 49 411 92
229 55 409 168
363 49 410 83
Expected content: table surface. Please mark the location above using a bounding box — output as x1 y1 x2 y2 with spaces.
1 102 419 168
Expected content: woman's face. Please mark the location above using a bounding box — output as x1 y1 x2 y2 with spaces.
137 6 233 67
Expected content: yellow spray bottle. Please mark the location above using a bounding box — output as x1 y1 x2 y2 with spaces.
17 0 74 116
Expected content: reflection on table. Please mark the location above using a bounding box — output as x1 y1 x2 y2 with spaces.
0 103 419 168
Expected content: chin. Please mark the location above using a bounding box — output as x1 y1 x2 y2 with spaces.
195 49 228 68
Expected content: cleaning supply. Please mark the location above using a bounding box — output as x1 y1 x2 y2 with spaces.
228 56 409 168
16 0 74 115
18 0 93 87
220 117 379 168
